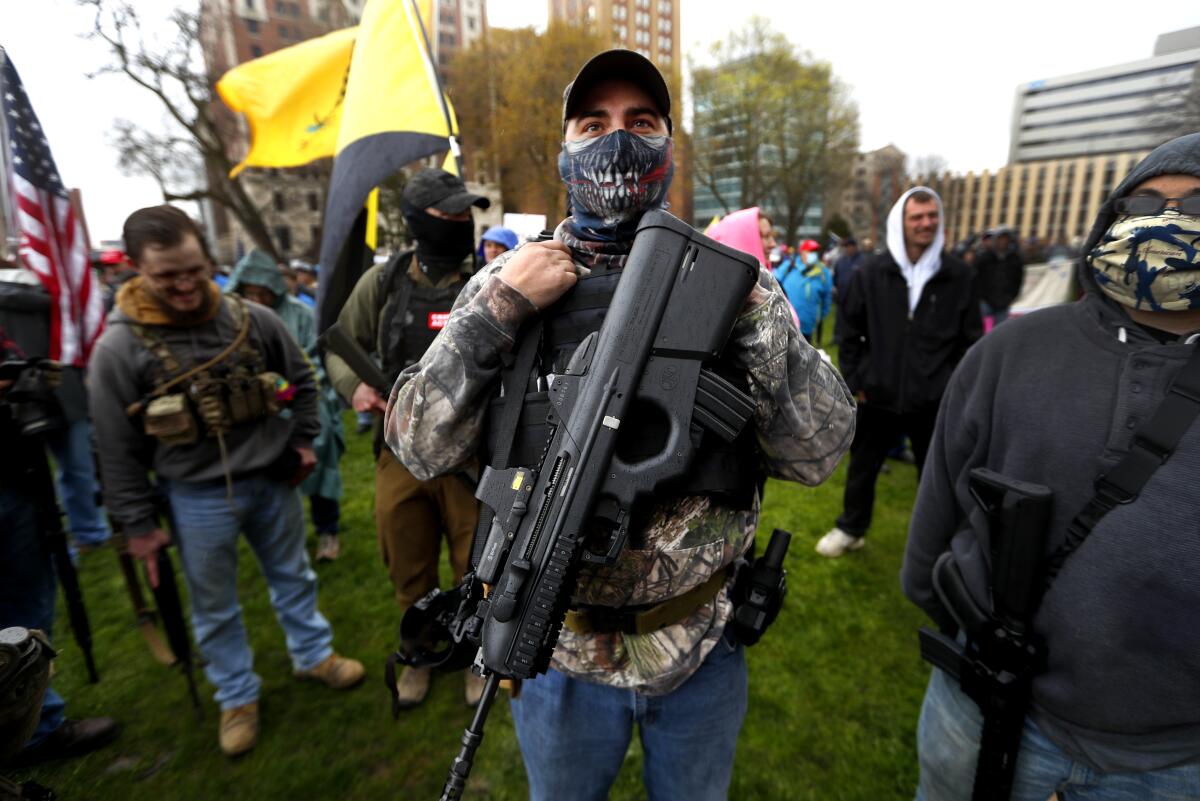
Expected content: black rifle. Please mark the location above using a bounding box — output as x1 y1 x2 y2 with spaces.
5 359 99 685
918 468 1053 801
318 321 390 396
401 210 760 800
153 502 204 719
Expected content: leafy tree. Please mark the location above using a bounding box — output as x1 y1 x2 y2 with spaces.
447 23 610 221
691 18 859 244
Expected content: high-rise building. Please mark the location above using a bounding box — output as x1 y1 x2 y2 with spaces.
432 0 487 74
549 0 688 221
1009 26 1200 163
549 0 680 70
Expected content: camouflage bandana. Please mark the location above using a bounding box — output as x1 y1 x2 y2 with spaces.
558 130 673 243
556 220 631 272
1090 212 1200 311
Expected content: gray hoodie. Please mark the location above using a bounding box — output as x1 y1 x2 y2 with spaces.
89 288 319 537
901 133 1200 772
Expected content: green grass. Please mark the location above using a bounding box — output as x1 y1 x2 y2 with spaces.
16 391 932 800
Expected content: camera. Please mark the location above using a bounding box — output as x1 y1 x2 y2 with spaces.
0 358 65 438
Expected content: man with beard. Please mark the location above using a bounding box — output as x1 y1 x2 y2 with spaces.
384 50 855 800
325 169 488 708
89 206 363 757
817 187 982 558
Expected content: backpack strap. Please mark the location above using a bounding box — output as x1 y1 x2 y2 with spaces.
1045 340 1200 583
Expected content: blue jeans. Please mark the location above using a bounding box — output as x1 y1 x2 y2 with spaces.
510 631 748 801
980 301 1010 327
45 419 110 546
167 475 334 710
916 667 1200 800
0 485 66 747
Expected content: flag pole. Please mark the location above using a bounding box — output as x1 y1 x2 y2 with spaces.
0 47 19 255
408 0 464 179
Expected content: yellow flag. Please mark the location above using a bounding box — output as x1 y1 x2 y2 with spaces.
317 0 460 330
364 188 378 251
216 27 357 177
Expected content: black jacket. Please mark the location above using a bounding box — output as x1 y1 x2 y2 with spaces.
974 247 1025 310
837 251 981 414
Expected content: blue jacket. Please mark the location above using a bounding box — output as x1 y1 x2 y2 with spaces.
774 257 831 336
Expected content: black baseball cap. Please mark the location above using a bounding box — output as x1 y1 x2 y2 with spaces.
562 49 672 134
402 168 490 214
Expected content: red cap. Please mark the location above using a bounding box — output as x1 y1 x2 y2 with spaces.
98 249 127 265
799 239 820 252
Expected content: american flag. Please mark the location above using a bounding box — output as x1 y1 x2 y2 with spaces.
3 49 103 366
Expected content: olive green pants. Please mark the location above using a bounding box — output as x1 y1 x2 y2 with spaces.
374 451 477 610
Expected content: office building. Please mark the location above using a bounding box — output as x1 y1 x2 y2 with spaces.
1009 26 1200 163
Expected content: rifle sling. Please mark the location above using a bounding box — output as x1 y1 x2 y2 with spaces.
1045 338 1200 583
470 318 545 570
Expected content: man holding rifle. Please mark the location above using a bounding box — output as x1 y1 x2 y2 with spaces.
326 169 488 708
89 206 363 758
902 134 1200 798
386 50 855 800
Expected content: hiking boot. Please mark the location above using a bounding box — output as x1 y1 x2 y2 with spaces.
219 702 258 757
315 534 340 562
464 670 486 708
394 666 431 709
815 527 865 558
294 653 365 690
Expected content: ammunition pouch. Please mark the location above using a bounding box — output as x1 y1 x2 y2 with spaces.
143 393 199 446
129 297 289 446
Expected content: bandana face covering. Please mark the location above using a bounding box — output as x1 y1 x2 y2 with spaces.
1089 212 1200 311
558 130 674 241
403 205 476 282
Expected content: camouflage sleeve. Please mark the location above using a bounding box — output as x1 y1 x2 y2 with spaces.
384 254 538 480
727 267 856 485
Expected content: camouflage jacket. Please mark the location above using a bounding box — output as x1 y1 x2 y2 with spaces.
385 226 855 695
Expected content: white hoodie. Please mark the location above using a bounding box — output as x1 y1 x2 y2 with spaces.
886 186 945 314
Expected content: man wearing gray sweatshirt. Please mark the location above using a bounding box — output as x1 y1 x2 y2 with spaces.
903 134 1200 798
89 206 363 757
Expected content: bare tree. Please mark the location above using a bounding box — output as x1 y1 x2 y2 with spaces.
80 0 279 258
908 154 949 183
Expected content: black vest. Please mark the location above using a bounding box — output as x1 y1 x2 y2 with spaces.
379 250 466 384
482 264 760 511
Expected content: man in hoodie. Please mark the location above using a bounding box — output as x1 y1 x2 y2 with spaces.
384 50 855 801
903 134 1200 799
325 168 488 709
89 206 363 757
227 250 345 563
817 187 981 558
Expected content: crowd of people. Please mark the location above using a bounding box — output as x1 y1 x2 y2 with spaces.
2 46 1199 801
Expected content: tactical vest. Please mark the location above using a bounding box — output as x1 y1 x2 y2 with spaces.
481 264 760 514
379 250 467 384
128 296 284 447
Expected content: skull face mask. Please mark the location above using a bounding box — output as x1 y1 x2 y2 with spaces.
558 130 674 240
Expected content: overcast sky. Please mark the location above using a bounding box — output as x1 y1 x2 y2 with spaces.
3 1 1199 241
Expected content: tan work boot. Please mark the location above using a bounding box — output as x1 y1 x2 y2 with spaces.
219 702 259 757
294 653 365 690
464 670 486 708
394 666 431 709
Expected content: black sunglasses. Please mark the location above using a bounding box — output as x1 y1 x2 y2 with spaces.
1114 195 1200 216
